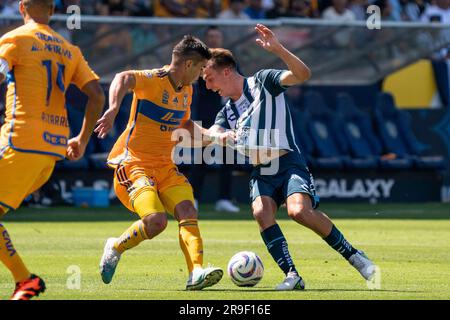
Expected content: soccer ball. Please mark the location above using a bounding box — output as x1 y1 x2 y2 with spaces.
227 251 264 287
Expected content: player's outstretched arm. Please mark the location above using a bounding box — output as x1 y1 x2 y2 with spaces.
66 80 105 160
206 125 236 147
95 71 136 139
178 120 235 147
254 24 311 86
178 119 205 147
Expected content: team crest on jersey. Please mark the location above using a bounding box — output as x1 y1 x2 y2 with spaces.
183 95 189 109
162 90 169 105
143 71 153 79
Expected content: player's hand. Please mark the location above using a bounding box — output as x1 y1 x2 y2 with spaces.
211 130 236 146
218 130 236 146
255 24 283 53
66 137 87 161
94 108 116 139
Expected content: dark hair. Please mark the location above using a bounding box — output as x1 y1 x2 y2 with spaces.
173 35 211 63
23 0 55 9
208 48 237 71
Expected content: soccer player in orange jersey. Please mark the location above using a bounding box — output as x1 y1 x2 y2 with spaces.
96 35 223 290
0 0 105 300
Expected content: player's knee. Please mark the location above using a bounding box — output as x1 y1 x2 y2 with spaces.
142 214 168 235
252 206 270 225
287 203 314 226
175 201 198 221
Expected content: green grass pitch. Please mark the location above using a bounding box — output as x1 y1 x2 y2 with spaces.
1 202 449 300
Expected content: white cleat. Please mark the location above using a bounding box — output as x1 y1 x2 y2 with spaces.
215 199 240 213
186 266 223 290
275 272 305 291
99 237 121 284
349 250 376 281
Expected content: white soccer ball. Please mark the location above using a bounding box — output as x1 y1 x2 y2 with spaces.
227 251 264 287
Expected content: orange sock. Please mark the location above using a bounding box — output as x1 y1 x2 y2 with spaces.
0 223 31 283
114 220 149 254
179 219 203 273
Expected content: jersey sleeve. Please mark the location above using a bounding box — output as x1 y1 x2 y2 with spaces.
0 35 19 70
213 107 231 130
71 46 100 89
132 70 157 97
256 69 289 97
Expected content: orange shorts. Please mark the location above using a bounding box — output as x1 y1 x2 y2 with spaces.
0 145 55 214
113 162 194 218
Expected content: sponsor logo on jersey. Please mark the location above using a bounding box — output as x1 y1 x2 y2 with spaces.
160 112 183 124
162 90 169 105
43 131 68 146
41 112 70 127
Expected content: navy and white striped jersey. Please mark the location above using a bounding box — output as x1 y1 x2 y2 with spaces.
214 69 304 160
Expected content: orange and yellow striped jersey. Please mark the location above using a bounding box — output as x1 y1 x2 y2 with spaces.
107 68 192 168
0 22 99 159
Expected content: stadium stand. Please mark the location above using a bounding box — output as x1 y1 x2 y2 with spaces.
299 91 346 170
335 92 413 170
374 92 446 170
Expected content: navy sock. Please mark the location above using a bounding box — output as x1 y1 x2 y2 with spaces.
323 225 358 260
261 224 297 276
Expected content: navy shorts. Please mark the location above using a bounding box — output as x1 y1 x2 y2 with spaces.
249 152 320 208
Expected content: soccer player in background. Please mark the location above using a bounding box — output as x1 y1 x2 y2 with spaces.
0 0 105 300
190 26 240 213
96 35 223 290
202 24 377 290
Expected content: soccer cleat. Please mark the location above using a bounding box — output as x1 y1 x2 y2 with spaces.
275 271 305 291
186 266 223 290
349 250 376 281
99 237 121 284
11 274 46 300
215 199 240 213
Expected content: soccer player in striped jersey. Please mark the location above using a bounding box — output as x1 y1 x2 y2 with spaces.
96 35 223 291
203 24 377 290
0 0 104 300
